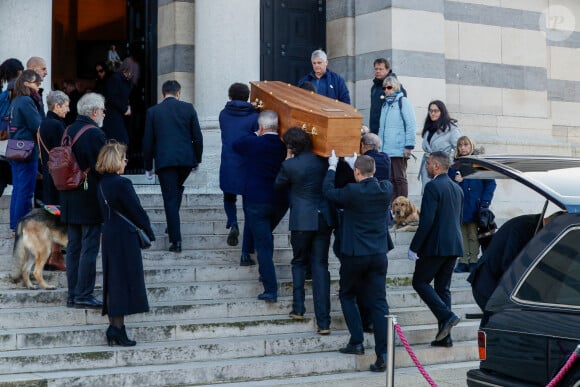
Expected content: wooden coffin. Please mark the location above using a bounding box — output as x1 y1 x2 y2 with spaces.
250 81 362 157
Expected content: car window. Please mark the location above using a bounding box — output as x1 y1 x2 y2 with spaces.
515 227 580 308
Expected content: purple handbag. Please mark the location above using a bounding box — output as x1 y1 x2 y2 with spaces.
5 138 34 162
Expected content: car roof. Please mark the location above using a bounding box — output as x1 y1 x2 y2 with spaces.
452 155 580 213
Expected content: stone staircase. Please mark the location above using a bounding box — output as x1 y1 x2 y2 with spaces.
0 188 479 386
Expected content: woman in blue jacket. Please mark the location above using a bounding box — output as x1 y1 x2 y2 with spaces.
449 136 496 273
8 70 42 231
378 76 416 199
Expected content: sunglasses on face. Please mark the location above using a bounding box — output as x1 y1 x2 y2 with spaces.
383 85 393 90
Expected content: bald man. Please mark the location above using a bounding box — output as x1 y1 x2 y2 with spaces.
27 56 48 118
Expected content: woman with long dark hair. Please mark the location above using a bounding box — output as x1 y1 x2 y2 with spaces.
418 100 461 192
7 70 42 232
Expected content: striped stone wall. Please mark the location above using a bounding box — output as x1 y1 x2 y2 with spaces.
326 0 580 157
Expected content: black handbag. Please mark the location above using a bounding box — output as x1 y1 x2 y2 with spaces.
5 138 34 161
113 210 152 249
99 185 152 249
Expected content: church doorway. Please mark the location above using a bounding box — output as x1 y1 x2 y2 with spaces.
52 0 157 174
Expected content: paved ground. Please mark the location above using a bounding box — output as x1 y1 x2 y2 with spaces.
203 361 477 386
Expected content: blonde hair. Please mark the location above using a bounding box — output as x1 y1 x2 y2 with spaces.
455 135 475 158
96 141 127 174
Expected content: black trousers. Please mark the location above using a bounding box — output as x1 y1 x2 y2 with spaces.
157 166 191 243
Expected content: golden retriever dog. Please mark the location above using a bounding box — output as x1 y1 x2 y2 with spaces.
11 208 68 290
391 196 420 232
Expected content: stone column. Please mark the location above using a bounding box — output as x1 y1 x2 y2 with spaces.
194 0 260 128
0 0 52 99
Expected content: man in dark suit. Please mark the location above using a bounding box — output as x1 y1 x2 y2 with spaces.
274 127 334 335
232 110 288 302
60 93 107 309
409 151 464 347
324 153 393 372
143 80 203 253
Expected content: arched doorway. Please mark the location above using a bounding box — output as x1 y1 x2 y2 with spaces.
52 0 157 174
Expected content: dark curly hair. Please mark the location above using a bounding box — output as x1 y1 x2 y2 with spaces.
228 82 250 101
282 126 311 156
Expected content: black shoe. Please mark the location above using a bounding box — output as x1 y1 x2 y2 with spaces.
431 336 453 348
227 224 239 246
106 325 136 347
436 314 460 341
339 343 365 355
454 262 469 273
74 296 103 309
240 252 256 266
169 241 182 253
362 323 374 333
257 292 277 303
370 354 387 372
66 297 75 308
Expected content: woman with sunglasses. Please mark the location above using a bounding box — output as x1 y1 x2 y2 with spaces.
377 75 416 200
418 100 461 193
7 70 42 232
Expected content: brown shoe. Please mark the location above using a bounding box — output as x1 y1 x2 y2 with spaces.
46 243 66 271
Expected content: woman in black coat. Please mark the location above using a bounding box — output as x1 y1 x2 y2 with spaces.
38 90 69 205
102 60 133 145
96 141 155 346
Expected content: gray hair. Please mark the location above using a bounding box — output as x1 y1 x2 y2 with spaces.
311 49 327 62
258 110 279 131
46 90 69 111
383 75 401 91
361 133 381 150
77 93 105 116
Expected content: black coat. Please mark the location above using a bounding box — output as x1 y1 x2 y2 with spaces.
98 173 154 317
468 214 540 309
102 72 131 144
323 171 393 256
410 173 464 258
59 116 107 225
274 151 335 231
142 96 203 172
38 111 66 205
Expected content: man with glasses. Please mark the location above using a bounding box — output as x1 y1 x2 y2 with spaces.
59 93 107 309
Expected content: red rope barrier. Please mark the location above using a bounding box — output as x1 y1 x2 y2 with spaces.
546 345 579 387
394 323 438 387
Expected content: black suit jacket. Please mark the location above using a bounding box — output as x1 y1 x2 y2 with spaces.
410 172 464 258
274 151 334 231
323 170 393 256
143 96 203 172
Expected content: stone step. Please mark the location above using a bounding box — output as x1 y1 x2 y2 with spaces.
0 327 479 376
203 360 479 386
0 287 477 330
0 273 473 308
0 342 478 386
0 307 480 351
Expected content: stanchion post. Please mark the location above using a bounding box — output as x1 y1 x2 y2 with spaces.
386 315 396 387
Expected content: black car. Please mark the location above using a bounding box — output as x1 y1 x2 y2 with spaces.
453 156 580 387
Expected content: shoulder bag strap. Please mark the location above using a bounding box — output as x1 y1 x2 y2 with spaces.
36 127 49 166
99 184 138 230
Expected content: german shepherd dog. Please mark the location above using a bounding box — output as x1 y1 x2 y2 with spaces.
11 208 68 290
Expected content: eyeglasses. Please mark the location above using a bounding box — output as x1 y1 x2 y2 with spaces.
383 86 393 90
429 109 440 114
